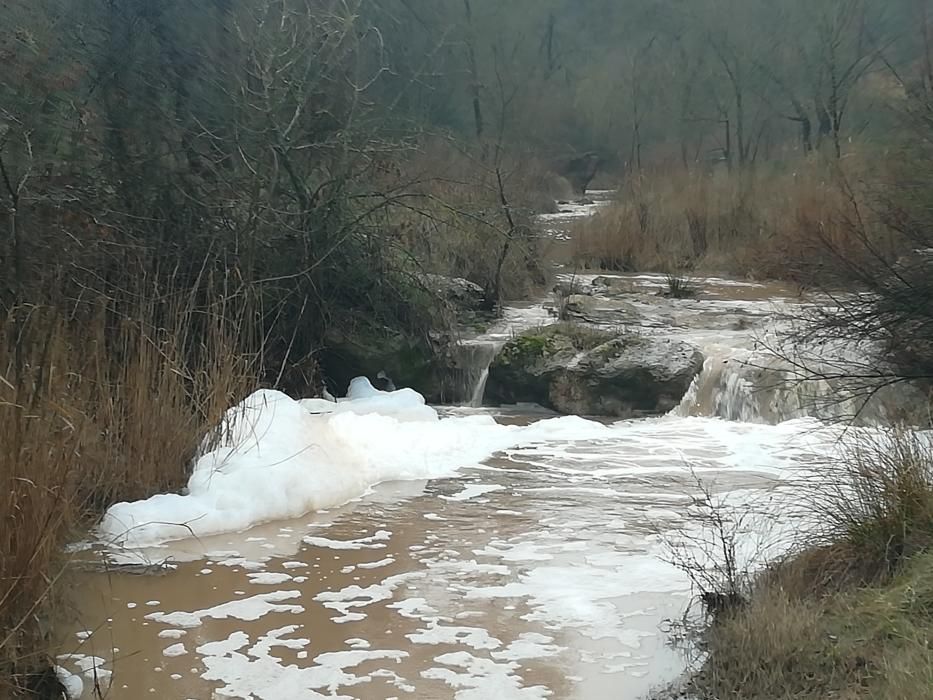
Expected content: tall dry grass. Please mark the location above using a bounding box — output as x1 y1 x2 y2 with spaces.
806 429 933 584
569 162 867 281
0 278 257 695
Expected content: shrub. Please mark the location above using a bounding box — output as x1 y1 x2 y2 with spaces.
807 429 933 583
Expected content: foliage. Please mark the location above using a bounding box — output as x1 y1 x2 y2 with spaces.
0 286 255 695
570 161 858 278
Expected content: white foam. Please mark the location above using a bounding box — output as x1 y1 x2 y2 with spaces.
198 625 408 700
315 572 425 624
146 591 303 629
407 624 501 650
57 654 112 692
247 572 294 585
422 651 550 700
55 666 83 699
442 484 506 502
99 385 613 548
158 629 187 639
357 557 395 570
303 531 391 550
162 643 188 658
491 633 563 662
465 550 689 642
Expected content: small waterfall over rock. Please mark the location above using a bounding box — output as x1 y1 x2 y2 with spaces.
673 346 914 425
449 339 504 407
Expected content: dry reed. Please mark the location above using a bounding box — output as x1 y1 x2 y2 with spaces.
569 162 865 282
0 275 257 695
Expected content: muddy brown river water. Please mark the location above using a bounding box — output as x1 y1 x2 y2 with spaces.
60 412 826 699
55 199 865 699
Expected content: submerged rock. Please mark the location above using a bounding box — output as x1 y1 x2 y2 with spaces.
486 323 704 417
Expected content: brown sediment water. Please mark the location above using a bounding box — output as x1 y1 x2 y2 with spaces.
54 196 883 699
58 417 816 700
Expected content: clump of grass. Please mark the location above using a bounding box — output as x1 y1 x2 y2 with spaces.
807 429 933 584
677 431 933 700
663 274 697 299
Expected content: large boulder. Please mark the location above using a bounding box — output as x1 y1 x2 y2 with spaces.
486 324 704 417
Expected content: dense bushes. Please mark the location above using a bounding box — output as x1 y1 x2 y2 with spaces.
0 1 562 687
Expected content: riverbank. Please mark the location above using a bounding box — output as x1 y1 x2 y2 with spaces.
669 430 933 700
52 258 895 699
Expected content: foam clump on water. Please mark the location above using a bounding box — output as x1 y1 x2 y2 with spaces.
299 377 437 422
99 379 611 548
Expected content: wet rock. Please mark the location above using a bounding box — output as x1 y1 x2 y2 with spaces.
561 294 640 325
553 279 594 298
420 274 485 314
557 152 601 195
591 276 638 295
486 323 704 417
320 327 445 401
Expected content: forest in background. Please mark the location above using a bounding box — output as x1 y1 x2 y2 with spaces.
3 0 933 695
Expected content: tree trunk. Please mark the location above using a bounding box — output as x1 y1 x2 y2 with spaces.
462 0 484 143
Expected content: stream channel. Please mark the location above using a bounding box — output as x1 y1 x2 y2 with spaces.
57 192 889 699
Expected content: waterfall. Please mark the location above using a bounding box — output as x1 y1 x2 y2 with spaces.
469 367 491 408
673 347 908 425
451 340 503 407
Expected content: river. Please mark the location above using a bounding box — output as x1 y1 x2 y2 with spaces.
55 194 874 699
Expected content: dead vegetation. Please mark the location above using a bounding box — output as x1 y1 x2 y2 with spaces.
677 431 933 700
396 139 572 304
569 161 868 282
0 279 256 697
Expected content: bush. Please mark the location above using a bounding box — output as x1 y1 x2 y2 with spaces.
680 432 933 700
692 550 933 700
807 430 933 583
397 140 565 304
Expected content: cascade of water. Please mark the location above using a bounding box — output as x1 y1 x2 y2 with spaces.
452 340 503 407
673 346 907 425
469 367 491 407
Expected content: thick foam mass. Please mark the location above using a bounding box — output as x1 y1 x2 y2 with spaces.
99 381 612 548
